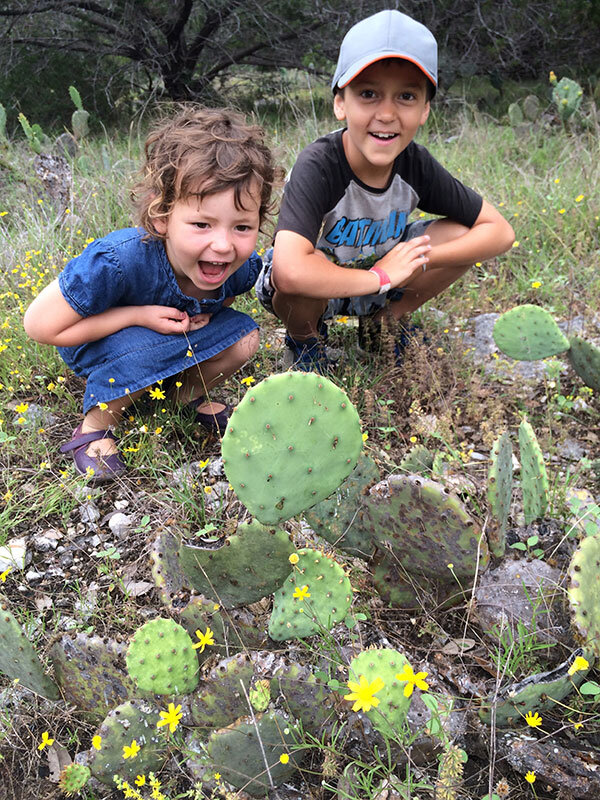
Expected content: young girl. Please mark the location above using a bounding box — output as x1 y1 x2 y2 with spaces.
24 107 278 481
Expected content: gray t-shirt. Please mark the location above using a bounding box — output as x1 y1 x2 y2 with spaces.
276 129 483 269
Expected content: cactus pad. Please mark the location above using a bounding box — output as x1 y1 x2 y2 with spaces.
303 452 380 559
58 763 90 796
50 633 138 717
222 372 362 524
363 475 488 606
178 520 294 608
479 649 593 726
269 548 352 641
272 661 337 736
346 649 413 739
568 533 600 654
493 305 569 361
518 419 549 524
487 431 513 556
150 530 187 604
89 699 166 785
568 335 600 391
206 711 302 796
125 618 198 695
0 595 59 699
565 488 600 538
189 653 255 729
400 444 434 475
552 76 583 122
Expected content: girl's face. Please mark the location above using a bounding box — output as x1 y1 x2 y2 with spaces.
154 185 261 295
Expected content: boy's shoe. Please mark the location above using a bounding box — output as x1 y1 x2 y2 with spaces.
284 334 331 373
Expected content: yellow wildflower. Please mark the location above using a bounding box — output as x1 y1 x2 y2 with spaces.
344 674 385 712
524 711 542 728
38 731 54 751
192 626 215 652
157 702 183 733
395 663 429 697
568 655 589 675
525 771 536 784
123 739 140 759
293 585 311 601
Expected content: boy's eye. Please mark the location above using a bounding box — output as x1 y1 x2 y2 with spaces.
400 92 416 101
360 89 376 99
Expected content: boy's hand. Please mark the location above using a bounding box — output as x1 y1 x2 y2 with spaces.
376 235 431 288
138 305 191 334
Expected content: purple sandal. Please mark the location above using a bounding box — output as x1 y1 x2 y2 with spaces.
60 423 126 481
188 398 232 435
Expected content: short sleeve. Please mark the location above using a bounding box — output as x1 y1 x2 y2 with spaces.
223 251 262 296
58 239 125 317
276 140 342 245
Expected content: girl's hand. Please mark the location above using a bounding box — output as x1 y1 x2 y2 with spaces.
376 235 432 288
137 305 190 334
188 313 211 331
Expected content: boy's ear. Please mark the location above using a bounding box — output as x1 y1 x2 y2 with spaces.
419 101 431 126
333 92 346 121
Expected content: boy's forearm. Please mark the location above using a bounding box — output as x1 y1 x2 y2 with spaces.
272 252 380 299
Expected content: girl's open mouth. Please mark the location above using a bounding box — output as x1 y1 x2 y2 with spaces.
198 261 230 284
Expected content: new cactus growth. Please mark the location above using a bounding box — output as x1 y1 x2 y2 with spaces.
178 519 294 608
269 548 352 641
304 452 380 559
400 443 434 475
518 419 549 524
493 305 570 361
205 711 302 796
58 763 90 796
550 75 584 122
568 335 600 391
89 699 166 785
346 648 414 739
487 431 513 556
568 532 600 654
68 85 89 139
125 618 199 695
0 595 59 699
221 371 362 524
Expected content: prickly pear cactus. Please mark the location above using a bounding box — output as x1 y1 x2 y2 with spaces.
400 443 434 475
0 595 59 699
518 419 549 524
479 649 593 726
189 653 254 729
50 633 139 717
125 618 198 695
565 488 600 538
568 335 600 391
551 76 583 122
346 649 413 739
273 661 337 736
364 475 488 608
222 372 362 524
205 710 302 796
487 431 513 556
493 305 570 361
522 94 541 121
568 532 600 654
150 530 187 605
58 763 90 796
507 101 524 127
89 699 166 785
178 520 294 608
269 548 352 641
303 452 380 559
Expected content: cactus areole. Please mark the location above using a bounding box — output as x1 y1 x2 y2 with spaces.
222 372 362 524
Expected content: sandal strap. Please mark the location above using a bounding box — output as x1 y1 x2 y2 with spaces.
60 428 117 453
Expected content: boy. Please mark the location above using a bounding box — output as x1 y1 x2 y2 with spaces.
256 9 515 370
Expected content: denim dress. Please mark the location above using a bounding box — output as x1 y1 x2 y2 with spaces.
57 228 261 413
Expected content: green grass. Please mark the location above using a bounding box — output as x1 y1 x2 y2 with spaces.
1 89 600 799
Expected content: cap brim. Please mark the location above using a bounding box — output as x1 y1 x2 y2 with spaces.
334 53 437 92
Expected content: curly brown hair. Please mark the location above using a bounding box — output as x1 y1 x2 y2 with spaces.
132 105 279 239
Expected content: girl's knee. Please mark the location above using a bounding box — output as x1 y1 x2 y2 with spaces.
237 328 260 360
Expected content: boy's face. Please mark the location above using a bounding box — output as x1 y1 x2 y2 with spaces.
334 60 431 186
154 185 260 295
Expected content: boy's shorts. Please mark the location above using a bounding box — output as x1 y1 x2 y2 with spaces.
255 219 433 319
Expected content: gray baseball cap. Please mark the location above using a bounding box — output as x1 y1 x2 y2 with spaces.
332 10 437 94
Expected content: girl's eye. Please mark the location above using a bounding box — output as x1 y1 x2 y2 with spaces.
193 222 209 229
235 225 252 232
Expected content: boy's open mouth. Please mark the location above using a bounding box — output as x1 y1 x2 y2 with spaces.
369 132 399 141
198 260 230 284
